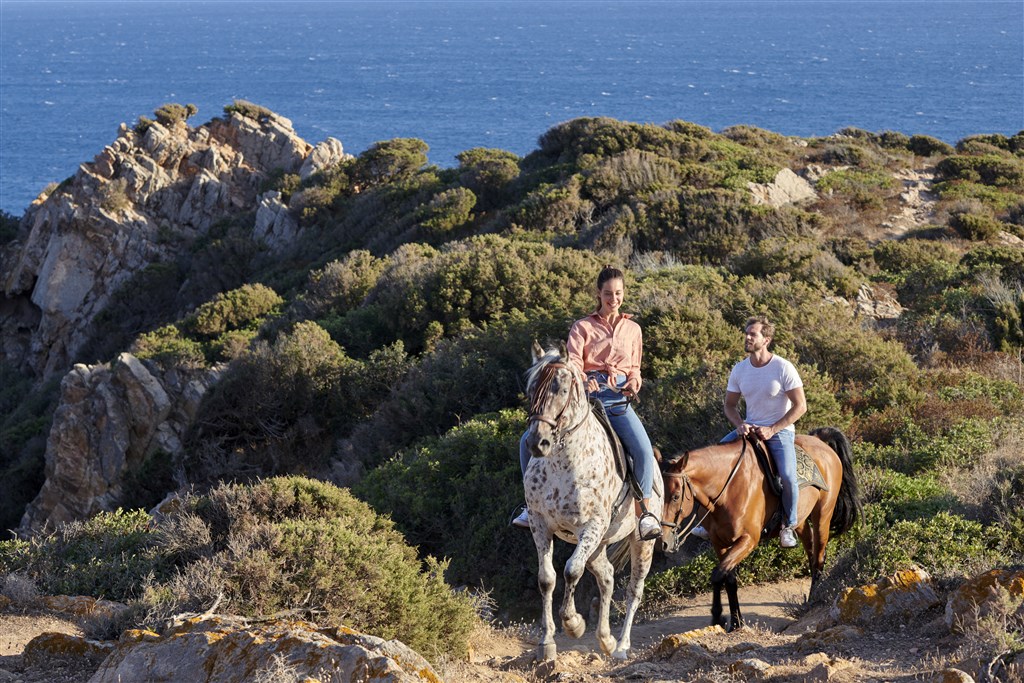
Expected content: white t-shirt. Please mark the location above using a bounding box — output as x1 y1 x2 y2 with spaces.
726 355 803 431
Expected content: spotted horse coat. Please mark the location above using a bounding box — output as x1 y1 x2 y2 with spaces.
522 341 664 662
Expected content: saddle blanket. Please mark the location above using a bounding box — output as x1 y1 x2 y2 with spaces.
796 444 829 491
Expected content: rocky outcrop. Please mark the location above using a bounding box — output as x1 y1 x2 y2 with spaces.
1 110 324 378
748 168 817 207
945 568 1024 632
19 353 221 535
89 615 441 683
300 136 351 180
253 190 300 252
829 567 941 626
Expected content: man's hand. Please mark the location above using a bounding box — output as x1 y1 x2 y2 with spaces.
752 424 777 440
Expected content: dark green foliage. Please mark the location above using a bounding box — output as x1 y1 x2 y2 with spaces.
816 168 897 210
950 212 1004 240
154 102 197 126
908 135 955 157
417 186 476 237
185 321 354 482
456 147 520 209
0 209 20 245
873 238 959 276
937 154 1024 189
0 478 478 660
0 369 60 537
188 283 283 338
223 99 276 121
355 410 537 610
351 138 430 188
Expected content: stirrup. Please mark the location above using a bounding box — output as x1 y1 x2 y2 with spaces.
637 512 661 541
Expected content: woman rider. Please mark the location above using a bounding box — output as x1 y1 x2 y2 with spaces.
513 265 661 541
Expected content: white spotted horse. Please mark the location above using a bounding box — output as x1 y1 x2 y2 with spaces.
521 341 664 662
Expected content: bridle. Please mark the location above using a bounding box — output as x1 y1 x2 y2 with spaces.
527 362 589 446
660 439 749 553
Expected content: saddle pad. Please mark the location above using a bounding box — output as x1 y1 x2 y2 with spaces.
796 444 829 491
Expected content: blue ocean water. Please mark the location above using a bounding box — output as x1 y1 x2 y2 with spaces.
1 0 1021 215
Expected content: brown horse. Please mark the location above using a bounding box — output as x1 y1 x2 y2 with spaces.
659 427 861 631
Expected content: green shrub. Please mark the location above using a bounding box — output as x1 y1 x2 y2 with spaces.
908 135 955 157
224 99 276 121
816 169 896 210
355 410 536 610
351 138 430 188
951 212 1004 240
816 511 1002 603
863 469 959 522
417 187 476 237
132 325 207 368
153 102 197 127
873 239 960 276
302 250 386 317
13 509 167 599
937 154 1024 189
0 210 20 245
189 283 283 337
456 147 520 209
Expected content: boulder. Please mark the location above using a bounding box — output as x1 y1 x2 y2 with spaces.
23 632 114 667
89 615 440 683
19 353 221 534
300 137 351 180
945 568 1024 632
253 191 300 252
748 168 817 207
830 567 941 626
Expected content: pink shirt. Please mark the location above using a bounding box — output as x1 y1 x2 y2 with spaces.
566 312 644 391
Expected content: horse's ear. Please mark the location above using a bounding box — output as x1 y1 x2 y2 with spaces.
557 339 568 361
661 450 686 467
531 340 544 362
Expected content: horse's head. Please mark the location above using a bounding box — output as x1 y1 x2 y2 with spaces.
658 449 697 553
524 340 586 458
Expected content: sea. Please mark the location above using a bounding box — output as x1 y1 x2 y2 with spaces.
1 0 1022 215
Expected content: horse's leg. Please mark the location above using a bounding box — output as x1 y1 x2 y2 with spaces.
710 567 726 628
710 532 757 630
585 548 616 657
611 535 655 660
533 528 558 662
807 506 832 598
724 569 743 631
560 524 604 640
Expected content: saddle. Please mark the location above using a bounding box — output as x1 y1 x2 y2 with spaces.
747 436 829 538
589 399 642 500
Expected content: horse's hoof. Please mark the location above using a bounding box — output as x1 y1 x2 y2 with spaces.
538 643 557 662
611 648 629 661
563 613 585 639
597 636 616 656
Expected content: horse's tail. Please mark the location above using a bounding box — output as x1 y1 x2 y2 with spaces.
810 426 862 536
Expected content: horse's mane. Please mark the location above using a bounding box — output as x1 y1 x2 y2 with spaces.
525 347 564 395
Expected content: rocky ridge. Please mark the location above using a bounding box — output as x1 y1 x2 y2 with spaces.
0 110 347 379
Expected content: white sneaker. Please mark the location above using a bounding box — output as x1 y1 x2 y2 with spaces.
691 525 709 540
638 514 661 541
779 526 798 548
511 508 530 528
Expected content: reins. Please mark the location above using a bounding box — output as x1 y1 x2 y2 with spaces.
660 438 749 550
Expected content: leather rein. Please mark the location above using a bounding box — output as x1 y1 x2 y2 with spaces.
660 438 749 552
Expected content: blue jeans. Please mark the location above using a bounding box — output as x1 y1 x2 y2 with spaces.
721 428 798 527
520 373 656 499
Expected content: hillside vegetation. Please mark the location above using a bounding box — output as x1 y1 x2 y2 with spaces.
2 109 1023 660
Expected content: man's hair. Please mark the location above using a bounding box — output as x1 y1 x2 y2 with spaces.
745 315 775 340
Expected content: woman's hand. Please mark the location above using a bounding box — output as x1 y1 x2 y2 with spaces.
621 378 640 397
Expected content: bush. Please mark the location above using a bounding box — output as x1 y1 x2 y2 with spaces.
951 212 1004 241
417 187 476 237
189 283 283 337
351 138 429 188
355 410 536 610
816 169 896 210
153 102 197 127
224 99 276 121
456 147 520 209
908 135 955 157
2 478 479 661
